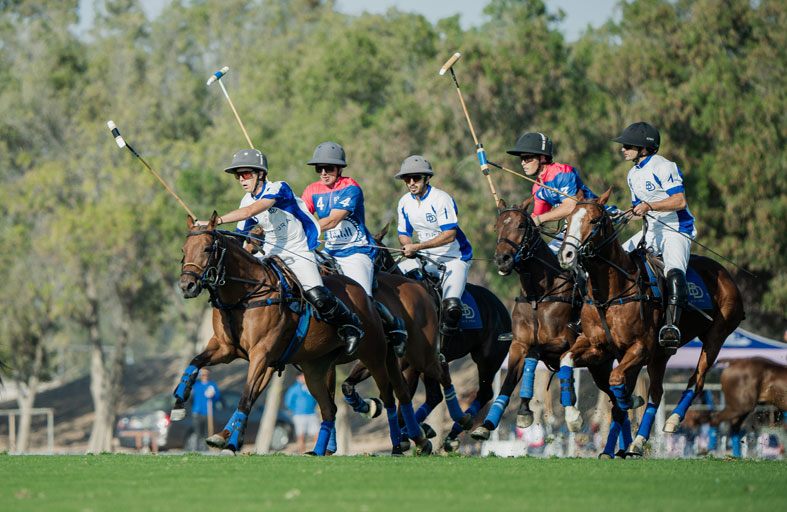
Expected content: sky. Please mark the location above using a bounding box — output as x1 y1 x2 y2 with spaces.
79 1 621 42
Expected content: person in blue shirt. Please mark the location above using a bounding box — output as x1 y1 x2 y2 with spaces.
284 373 320 453
191 368 220 451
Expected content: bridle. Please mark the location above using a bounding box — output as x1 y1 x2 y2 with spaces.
181 229 228 289
562 201 632 277
495 207 545 266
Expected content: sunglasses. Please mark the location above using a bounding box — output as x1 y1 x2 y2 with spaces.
520 154 540 163
235 170 256 180
401 175 424 184
316 165 338 174
622 144 639 151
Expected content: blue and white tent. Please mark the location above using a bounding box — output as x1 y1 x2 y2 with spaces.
668 327 787 368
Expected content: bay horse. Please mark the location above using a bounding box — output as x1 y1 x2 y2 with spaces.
710 357 787 457
173 213 432 455
470 197 585 441
353 226 511 451
557 190 744 457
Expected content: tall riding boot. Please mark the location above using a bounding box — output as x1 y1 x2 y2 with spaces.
659 269 687 355
305 286 364 356
438 298 463 361
374 301 408 357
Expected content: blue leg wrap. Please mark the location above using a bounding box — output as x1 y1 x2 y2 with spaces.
312 420 335 456
557 366 575 407
484 395 510 429
415 402 433 424
636 402 658 440
451 400 482 432
400 403 421 439
519 358 538 399
707 427 718 451
731 431 742 457
327 426 337 454
174 365 199 401
343 390 370 414
603 421 623 456
619 416 633 450
386 407 402 447
220 410 239 433
610 383 631 411
443 385 465 422
670 389 696 421
226 411 247 450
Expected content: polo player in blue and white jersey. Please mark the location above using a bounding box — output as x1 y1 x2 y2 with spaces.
395 155 473 353
196 148 363 355
614 122 696 353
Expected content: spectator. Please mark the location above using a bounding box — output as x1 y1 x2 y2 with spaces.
285 374 320 453
191 368 220 452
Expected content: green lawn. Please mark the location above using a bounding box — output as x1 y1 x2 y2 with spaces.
1 454 784 511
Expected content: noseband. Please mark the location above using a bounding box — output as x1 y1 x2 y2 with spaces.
181 229 227 289
496 207 543 265
561 201 619 260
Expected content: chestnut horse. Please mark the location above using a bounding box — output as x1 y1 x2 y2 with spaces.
173 214 432 455
558 190 744 457
711 357 787 457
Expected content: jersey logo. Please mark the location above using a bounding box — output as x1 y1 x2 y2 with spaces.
645 181 656 191
426 213 437 223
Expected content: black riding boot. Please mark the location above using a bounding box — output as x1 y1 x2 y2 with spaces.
305 286 364 356
438 297 463 361
659 269 687 355
374 301 408 357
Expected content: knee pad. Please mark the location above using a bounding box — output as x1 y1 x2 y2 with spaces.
666 269 688 306
304 285 334 311
441 298 463 329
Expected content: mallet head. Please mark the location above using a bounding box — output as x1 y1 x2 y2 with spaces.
206 66 230 86
439 53 461 75
107 120 126 148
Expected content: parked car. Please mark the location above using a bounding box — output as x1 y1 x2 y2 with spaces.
115 390 294 452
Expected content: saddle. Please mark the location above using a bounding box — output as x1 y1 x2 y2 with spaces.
638 250 714 312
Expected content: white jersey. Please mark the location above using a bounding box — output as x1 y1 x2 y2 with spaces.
626 154 696 237
396 186 472 261
236 181 321 257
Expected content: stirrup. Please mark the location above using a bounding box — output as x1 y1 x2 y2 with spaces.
497 332 514 343
658 325 681 355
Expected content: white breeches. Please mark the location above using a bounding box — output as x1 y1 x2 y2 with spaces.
398 257 471 299
622 229 692 274
334 252 375 296
262 249 323 291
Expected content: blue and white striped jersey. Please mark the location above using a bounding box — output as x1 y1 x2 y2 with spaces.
397 186 473 261
627 155 696 236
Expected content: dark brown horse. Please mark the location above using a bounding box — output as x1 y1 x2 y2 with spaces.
173 213 432 454
558 190 744 457
710 357 787 456
470 198 582 441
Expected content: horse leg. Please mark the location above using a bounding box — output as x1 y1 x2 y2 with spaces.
627 350 668 457
437 357 473 431
340 362 382 419
559 335 609 432
172 335 236 421
608 341 648 414
729 415 749 458
300 358 340 456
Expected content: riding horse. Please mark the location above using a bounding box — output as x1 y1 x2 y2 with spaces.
173 213 432 455
470 198 583 441
354 226 511 451
710 357 787 457
557 190 744 457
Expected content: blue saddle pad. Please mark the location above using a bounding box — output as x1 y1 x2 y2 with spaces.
459 289 484 330
641 256 713 310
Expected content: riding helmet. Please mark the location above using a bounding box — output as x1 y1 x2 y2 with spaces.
224 149 268 174
506 132 553 157
395 155 434 179
612 122 660 151
307 142 347 167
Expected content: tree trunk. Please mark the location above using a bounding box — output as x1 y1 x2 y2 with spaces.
14 341 44 452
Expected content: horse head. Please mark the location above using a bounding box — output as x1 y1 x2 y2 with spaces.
558 188 612 272
179 211 224 298
494 197 536 275
372 223 401 274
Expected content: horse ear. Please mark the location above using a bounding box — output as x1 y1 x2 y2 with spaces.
575 189 585 201
497 198 507 212
373 222 390 244
519 196 533 212
187 215 195 229
598 188 612 205
209 211 219 227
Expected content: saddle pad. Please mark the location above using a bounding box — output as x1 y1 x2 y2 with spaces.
641 254 713 310
460 289 484 330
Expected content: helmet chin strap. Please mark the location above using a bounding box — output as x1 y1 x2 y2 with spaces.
633 148 649 165
253 172 265 196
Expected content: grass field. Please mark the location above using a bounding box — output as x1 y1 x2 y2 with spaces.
1 454 784 511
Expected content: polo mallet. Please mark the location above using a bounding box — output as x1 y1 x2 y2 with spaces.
440 53 500 205
487 160 577 201
207 67 254 149
107 120 198 219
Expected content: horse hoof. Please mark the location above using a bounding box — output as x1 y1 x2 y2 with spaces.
663 413 680 433
421 423 437 439
443 437 460 453
615 449 627 459
362 398 383 419
304 451 319 456
598 453 613 460
565 406 583 433
626 450 643 459
391 444 404 457
470 426 490 441
516 411 534 429
458 413 473 431
399 439 412 452
206 434 227 449
170 408 186 422
220 449 236 456
630 395 645 409
416 440 432 456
